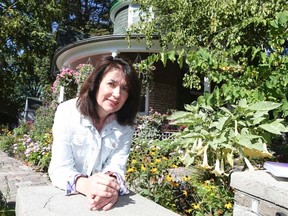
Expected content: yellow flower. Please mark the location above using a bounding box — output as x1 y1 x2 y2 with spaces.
126 167 135 174
171 164 178 168
185 209 192 213
165 175 173 182
171 181 179 187
149 151 156 156
183 175 191 182
151 147 158 152
154 158 161 163
151 168 158 174
162 156 168 160
192 203 200 209
225 202 233 209
141 164 146 171
182 190 188 197
204 185 216 191
131 159 137 164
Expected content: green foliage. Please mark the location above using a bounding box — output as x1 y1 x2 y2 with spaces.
127 137 234 215
130 0 288 106
0 0 113 126
59 0 113 35
135 109 181 140
0 177 15 216
0 104 55 171
129 0 288 179
133 59 156 93
0 126 15 156
168 99 288 175
136 109 167 139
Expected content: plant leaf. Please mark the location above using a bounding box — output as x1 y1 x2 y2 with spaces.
259 119 288 135
249 101 282 111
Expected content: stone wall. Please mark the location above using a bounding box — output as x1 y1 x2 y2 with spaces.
230 170 288 216
16 186 180 216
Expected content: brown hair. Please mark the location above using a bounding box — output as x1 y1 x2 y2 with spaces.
76 54 141 126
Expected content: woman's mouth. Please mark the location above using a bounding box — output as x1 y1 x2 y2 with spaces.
107 99 119 106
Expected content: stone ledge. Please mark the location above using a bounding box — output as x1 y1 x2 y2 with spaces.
16 185 179 216
230 170 288 216
230 170 288 208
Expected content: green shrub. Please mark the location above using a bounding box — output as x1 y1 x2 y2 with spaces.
0 126 15 156
127 137 234 215
168 99 288 175
0 177 15 216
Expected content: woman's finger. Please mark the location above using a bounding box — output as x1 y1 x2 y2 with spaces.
102 201 115 211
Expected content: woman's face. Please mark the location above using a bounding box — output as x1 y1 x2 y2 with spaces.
96 67 129 119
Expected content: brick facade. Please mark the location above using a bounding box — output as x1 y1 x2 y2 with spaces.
149 83 177 113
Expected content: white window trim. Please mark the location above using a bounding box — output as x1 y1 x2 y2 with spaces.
138 87 149 115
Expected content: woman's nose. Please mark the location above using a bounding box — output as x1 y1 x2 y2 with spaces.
112 86 121 98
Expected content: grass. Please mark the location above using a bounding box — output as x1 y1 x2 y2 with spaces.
0 177 15 216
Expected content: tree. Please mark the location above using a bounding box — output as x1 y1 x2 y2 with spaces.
0 0 61 126
129 0 288 170
0 0 113 126
130 0 288 109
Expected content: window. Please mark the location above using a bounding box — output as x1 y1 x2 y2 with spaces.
128 4 140 27
138 87 149 115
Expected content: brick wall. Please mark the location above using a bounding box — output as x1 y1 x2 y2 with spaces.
149 83 177 113
233 190 288 216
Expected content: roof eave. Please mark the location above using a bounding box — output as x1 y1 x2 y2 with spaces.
53 34 162 70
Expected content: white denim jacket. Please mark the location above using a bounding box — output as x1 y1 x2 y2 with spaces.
48 98 134 192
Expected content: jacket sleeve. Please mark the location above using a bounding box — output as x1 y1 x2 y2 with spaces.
48 101 82 191
101 126 134 185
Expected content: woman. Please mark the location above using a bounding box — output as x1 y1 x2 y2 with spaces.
48 54 141 211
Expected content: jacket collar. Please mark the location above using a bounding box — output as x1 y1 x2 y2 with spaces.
79 114 129 136
80 115 93 127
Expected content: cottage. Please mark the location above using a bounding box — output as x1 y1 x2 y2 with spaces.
52 0 206 114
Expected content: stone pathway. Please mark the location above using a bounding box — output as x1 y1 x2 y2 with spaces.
0 151 51 204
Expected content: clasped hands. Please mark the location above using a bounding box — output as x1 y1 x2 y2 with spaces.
76 172 120 211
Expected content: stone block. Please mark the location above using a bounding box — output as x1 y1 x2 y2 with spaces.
231 170 288 208
233 203 258 216
16 185 180 216
231 170 288 216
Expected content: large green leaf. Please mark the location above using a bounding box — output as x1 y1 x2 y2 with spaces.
259 119 288 135
253 117 266 125
277 11 288 25
249 101 282 111
210 116 229 131
168 111 190 121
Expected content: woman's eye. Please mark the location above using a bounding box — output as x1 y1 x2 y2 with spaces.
121 86 129 92
108 82 115 87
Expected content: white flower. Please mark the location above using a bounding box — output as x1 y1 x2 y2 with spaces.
200 145 211 169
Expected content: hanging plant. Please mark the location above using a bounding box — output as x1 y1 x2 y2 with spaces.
52 63 94 102
75 63 94 92
133 56 156 95
52 68 78 102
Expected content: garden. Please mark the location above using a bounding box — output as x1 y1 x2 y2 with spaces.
1 53 288 216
